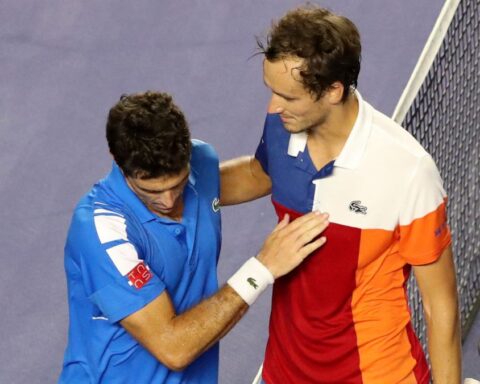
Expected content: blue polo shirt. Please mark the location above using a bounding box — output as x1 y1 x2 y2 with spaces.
60 140 222 384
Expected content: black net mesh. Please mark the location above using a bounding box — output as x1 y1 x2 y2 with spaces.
403 0 480 361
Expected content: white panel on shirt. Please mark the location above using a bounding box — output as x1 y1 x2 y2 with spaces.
93 208 142 276
398 154 446 226
312 112 446 231
94 211 128 244
106 242 140 276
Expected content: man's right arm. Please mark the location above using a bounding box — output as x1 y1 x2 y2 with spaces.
121 211 329 371
220 156 272 205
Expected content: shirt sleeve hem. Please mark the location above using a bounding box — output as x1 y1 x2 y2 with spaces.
104 283 166 324
404 236 452 266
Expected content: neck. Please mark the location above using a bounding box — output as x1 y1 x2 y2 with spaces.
309 92 359 147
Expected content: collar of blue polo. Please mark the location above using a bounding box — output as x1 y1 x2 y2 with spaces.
287 90 373 170
104 162 197 223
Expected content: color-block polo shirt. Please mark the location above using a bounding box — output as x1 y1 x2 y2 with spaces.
255 92 451 384
60 140 222 384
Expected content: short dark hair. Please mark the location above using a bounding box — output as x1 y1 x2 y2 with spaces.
106 91 191 179
257 5 361 101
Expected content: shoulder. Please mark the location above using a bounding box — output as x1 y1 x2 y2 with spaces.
264 113 289 138
190 139 219 169
370 106 428 159
366 106 444 195
189 140 221 193
255 113 290 156
67 188 133 249
362 103 436 179
191 139 218 160
357 101 444 191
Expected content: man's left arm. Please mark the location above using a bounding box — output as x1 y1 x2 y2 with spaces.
413 245 461 384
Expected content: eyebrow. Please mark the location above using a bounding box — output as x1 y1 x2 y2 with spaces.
137 172 190 194
263 78 296 100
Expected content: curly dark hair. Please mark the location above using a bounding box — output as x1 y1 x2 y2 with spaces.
257 5 361 101
106 91 191 179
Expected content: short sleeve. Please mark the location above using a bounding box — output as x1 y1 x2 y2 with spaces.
398 154 452 265
68 208 166 323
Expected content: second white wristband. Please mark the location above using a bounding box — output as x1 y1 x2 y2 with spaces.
227 257 274 306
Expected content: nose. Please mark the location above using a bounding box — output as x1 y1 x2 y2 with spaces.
157 190 177 209
268 94 285 114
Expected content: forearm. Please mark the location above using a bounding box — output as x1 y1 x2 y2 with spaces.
123 285 248 371
413 246 461 383
220 156 271 205
425 303 461 384
169 285 248 366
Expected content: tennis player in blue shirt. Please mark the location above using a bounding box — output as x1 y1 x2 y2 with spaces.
59 91 329 384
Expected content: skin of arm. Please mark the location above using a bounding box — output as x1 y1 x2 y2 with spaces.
121 211 329 371
220 156 272 206
413 245 461 384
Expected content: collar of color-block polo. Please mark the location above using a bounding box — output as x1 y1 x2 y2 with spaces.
287 90 373 170
105 162 197 224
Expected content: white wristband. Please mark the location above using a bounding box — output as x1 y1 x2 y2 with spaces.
227 257 274 306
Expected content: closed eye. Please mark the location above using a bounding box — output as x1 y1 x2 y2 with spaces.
272 91 296 102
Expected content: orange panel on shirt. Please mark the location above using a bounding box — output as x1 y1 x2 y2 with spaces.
399 199 451 265
353 228 424 383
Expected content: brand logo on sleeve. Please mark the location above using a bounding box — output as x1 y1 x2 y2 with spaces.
127 262 152 289
212 197 220 212
349 200 367 215
434 221 448 237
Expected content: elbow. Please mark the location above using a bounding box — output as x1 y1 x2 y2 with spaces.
164 361 188 373
165 359 190 372
157 349 195 372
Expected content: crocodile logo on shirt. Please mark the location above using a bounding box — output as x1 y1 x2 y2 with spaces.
349 200 367 215
212 197 220 212
247 277 258 289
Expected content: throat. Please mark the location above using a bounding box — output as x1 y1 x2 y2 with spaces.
306 138 341 172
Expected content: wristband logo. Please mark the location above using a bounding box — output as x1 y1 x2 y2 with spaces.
247 277 258 289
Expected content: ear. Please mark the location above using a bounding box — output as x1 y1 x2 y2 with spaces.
326 82 345 104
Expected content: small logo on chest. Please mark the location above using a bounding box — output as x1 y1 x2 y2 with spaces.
349 200 367 215
212 197 220 212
